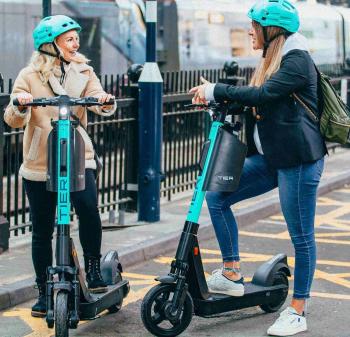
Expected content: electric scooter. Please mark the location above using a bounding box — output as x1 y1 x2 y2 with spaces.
14 95 130 337
141 102 291 337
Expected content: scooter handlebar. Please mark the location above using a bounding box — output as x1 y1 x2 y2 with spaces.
185 102 227 122
13 96 115 107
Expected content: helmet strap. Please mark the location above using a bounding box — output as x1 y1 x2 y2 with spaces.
38 49 57 58
37 42 70 85
52 42 70 85
262 27 287 58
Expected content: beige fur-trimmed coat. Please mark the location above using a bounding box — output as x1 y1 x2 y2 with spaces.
4 62 116 181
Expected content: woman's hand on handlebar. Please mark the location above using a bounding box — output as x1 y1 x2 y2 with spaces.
14 93 36 111
189 76 211 105
97 93 115 110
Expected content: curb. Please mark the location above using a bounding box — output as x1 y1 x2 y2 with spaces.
1 170 350 311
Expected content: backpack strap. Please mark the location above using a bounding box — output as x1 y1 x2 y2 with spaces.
313 62 325 116
292 93 319 122
293 61 323 123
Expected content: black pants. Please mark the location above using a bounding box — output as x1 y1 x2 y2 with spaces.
23 169 102 283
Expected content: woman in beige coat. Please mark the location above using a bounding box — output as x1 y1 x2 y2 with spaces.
4 15 116 317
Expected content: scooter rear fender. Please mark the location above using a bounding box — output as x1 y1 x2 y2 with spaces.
252 253 291 287
101 250 123 285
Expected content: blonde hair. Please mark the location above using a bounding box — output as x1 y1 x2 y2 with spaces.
29 42 89 83
250 22 287 87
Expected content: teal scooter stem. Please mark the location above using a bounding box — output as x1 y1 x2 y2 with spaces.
186 118 223 223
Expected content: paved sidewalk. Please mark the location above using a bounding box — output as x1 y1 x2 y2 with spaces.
1 148 350 311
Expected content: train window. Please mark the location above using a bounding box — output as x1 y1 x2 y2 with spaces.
299 30 314 39
195 11 208 20
230 28 259 57
209 13 224 25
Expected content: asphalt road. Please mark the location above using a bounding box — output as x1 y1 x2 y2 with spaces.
1 187 350 337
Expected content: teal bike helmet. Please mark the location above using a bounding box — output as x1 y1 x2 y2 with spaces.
248 0 299 57
33 15 81 51
33 15 81 84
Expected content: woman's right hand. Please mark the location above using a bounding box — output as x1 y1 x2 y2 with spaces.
14 93 34 111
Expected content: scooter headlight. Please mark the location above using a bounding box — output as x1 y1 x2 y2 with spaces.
59 106 69 118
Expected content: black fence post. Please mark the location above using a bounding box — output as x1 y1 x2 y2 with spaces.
124 83 139 212
0 94 10 253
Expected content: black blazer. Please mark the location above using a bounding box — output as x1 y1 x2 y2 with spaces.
214 49 327 169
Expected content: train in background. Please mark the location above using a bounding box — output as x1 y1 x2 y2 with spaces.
0 0 146 81
166 0 350 70
1 0 350 82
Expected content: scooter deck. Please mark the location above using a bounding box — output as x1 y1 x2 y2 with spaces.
79 280 130 319
193 282 288 317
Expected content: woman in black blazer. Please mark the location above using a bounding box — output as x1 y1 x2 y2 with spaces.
190 1 326 336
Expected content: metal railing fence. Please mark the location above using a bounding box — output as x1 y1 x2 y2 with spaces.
0 63 348 241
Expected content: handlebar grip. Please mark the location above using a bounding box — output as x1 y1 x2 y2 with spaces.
12 98 20 106
184 103 205 108
12 98 43 106
104 99 115 105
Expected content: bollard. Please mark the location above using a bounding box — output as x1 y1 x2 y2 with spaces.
118 210 125 226
138 0 163 222
43 0 52 17
108 210 116 224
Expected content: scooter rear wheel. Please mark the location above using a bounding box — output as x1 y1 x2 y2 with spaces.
259 271 289 313
141 283 194 337
55 290 69 337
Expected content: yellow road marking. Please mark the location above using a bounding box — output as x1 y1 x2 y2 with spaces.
129 280 157 286
330 273 350 278
315 232 350 238
270 209 350 231
310 292 350 300
316 259 350 267
123 285 155 307
336 188 350 194
239 230 350 245
201 249 350 269
123 272 157 280
287 290 350 300
1 285 156 337
4 308 53 337
316 238 350 245
313 269 350 289
154 256 271 265
317 197 346 206
2 307 88 337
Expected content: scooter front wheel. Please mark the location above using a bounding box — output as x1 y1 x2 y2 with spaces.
55 290 69 337
141 283 194 337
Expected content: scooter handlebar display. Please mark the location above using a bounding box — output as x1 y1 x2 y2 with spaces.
13 95 115 107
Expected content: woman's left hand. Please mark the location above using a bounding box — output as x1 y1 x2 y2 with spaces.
97 93 115 110
189 77 211 105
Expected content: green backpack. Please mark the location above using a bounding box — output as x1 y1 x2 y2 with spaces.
294 66 350 145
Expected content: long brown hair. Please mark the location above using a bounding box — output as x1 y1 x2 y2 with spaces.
250 21 287 87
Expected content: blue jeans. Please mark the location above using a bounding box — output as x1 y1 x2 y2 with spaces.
206 154 324 299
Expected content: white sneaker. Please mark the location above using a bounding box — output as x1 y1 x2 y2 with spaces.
267 307 307 336
207 269 244 297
